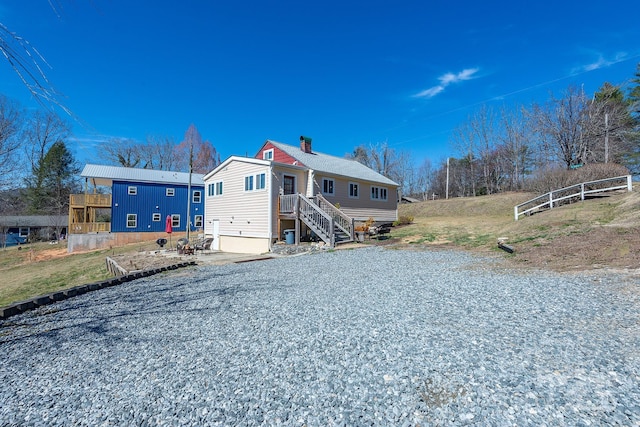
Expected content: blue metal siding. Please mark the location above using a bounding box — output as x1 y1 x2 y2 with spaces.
111 181 205 232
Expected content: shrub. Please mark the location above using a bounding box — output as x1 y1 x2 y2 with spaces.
393 215 414 226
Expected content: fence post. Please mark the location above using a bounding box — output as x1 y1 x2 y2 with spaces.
549 192 553 209
627 175 633 192
581 183 585 201
514 206 519 221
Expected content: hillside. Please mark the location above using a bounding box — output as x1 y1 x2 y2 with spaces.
395 189 640 273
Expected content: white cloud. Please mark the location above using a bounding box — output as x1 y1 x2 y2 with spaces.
414 67 480 99
413 85 445 98
575 52 628 74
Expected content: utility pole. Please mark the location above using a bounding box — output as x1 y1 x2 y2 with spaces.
445 157 450 200
604 113 609 163
186 142 193 241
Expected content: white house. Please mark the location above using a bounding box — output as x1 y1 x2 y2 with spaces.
203 137 399 254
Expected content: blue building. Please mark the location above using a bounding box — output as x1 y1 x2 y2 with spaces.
68 164 205 251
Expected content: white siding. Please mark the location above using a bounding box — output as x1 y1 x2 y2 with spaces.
204 160 271 242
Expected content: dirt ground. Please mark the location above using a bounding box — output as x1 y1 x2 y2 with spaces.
65 228 640 276
108 252 186 272
502 226 640 273
381 226 640 276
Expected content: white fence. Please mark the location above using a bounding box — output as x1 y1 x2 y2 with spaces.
514 175 633 221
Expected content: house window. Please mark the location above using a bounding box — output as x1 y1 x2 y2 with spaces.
126 214 137 228
263 149 274 160
194 215 203 228
166 188 175 197
209 182 223 196
171 214 180 228
152 213 161 222
193 190 202 203
244 175 254 191
322 178 335 196
349 182 359 198
128 186 137 195
245 173 266 191
371 186 388 201
256 173 266 190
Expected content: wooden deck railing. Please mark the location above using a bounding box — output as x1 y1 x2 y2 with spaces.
279 194 298 214
69 193 111 207
279 193 355 246
514 175 633 220
69 222 111 234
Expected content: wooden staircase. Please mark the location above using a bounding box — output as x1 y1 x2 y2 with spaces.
280 193 355 247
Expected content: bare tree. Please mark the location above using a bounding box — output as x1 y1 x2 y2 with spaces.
141 135 178 171
392 150 416 200
98 138 142 167
529 86 592 169
192 140 221 174
470 105 500 194
174 125 220 173
0 95 23 187
450 122 477 196
498 105 533 191
349 141 400 178
416 158 436 200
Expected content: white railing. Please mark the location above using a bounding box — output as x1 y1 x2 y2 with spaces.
514 175 633 220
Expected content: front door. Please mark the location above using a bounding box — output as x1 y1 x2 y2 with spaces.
283 175 296 195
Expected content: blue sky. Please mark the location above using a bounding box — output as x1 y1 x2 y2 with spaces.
1 1 639 168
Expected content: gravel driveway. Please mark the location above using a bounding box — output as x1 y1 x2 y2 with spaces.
1 247 639 426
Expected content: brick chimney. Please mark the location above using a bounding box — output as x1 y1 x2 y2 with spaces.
300 136 312 153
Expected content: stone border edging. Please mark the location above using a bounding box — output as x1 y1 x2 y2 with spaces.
0 260 197 320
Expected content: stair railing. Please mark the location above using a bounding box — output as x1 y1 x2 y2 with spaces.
313 193 355 241
298 194 335 246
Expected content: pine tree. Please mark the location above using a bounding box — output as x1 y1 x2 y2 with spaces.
26 140 79 215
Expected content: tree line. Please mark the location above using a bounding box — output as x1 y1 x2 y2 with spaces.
0 99 220 217
349 64 640 200
2 64 638 219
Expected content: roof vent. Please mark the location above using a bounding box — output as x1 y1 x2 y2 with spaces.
300 136 312 153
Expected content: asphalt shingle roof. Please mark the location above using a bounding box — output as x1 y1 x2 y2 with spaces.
266 140 399 186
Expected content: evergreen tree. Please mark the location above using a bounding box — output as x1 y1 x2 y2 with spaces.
26 140 79 215
589 82 634 165
624 63 640 172
629 63 640 118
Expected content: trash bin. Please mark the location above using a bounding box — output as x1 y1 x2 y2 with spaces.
284 229 295 245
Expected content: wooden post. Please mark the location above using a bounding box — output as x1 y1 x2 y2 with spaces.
277 196 281 241
294 195 300 245
330 218 335 248
350 218 355 241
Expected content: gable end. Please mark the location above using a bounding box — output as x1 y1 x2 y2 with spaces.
256 141 306 167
